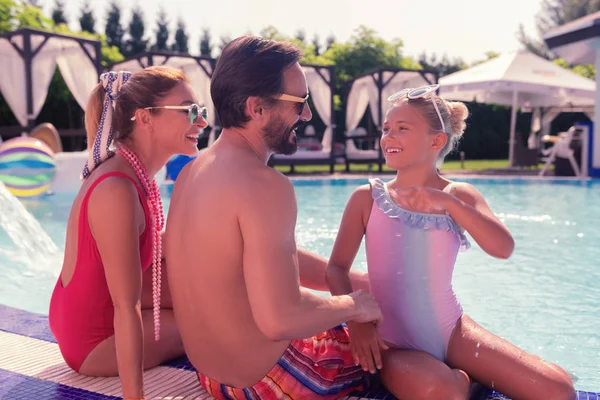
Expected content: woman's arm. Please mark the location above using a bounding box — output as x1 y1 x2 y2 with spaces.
88 178 146 399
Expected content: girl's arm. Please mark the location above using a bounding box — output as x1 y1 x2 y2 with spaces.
326 184 373 295
445 183 515 259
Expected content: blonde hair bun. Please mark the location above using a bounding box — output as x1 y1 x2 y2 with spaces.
446 101 469 138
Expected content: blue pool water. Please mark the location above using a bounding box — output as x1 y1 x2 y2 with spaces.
0 177 599 391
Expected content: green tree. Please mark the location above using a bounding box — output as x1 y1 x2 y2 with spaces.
12 0 53 30
153 7 169 51
554 58 595 79
518 0 598 77
171 18 188 53
0 0 16 33
124 5 148 57
199 27 212 56
325 33 335 50
419 52 466 76
319 26 419 85
312 33 320 56
79 0 95 33
105 1 124 53
51 0 67 26
218 34 231 54
295 29 306 43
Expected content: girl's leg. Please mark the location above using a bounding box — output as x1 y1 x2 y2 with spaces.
446 314 575 400
380 348 470 400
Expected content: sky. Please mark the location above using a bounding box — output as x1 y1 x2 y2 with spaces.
40 0 544 64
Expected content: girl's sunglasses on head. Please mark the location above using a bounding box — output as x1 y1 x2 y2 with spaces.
131 104 208 124
387 84 445 133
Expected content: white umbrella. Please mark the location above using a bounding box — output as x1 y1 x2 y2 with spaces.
439 50 595 166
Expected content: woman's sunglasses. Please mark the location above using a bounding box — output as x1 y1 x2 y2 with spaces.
387 84 446 133
131 104 208 125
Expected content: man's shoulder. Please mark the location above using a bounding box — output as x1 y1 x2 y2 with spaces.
239 164 292 191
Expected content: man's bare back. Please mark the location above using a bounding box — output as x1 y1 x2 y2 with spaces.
166 139 296 386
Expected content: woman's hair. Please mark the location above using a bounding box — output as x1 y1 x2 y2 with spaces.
84 66 188 149
393 94 469 161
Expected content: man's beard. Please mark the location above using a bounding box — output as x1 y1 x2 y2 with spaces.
263 115 303 155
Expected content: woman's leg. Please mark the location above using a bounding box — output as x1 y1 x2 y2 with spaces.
78 309 184 376
78 267 184 376
446 314 575 400
380 348 470 400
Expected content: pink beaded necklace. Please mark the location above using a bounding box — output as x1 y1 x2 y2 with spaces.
118 146 165 341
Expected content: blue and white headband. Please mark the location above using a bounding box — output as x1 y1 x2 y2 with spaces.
81 71 132 180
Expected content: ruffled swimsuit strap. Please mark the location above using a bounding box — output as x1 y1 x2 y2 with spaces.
369 178 470 250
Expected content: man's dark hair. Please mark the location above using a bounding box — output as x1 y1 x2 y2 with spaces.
210 36 303 129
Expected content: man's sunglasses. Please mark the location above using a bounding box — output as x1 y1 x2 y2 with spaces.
131 104 208 124
272 93 309 115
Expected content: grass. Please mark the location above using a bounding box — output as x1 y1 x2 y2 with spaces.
274 159 518 174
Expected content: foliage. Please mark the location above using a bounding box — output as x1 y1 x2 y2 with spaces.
124 5 148 57
199 27 212 56
171 18 188 53
51 0 67 25
105 1 124 53
153 8 169 51
79 0 95 33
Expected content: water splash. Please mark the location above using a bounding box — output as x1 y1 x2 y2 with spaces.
0 182 60 262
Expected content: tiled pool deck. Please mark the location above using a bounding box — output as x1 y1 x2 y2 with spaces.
0 305 598 399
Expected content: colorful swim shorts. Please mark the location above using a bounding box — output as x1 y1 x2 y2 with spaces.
197 325 369 399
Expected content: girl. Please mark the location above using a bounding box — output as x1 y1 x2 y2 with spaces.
326 85 575 400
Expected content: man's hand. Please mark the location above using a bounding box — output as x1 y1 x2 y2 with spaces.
348 290 383 326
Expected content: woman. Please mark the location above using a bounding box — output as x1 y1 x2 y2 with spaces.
49 66 208 400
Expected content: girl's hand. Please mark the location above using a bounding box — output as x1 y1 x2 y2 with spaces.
390 186 453 214
347 321 389 374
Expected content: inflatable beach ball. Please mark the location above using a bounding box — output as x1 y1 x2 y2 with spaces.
0 137 56 197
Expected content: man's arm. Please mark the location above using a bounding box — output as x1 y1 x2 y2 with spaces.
297 248 369 293
239 172 378 341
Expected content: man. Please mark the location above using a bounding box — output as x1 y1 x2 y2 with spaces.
165 36 383 399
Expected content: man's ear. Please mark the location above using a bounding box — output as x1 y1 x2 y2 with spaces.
246 96 265 120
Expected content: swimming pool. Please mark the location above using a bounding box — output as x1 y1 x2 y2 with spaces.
1 176 599 391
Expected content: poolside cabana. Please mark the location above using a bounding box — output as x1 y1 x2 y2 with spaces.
344 67 439 171
268 64 337 173
0 28 103 135
439 50 596 168
543 11 600 178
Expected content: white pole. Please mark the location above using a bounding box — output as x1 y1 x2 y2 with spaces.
508 91 518 167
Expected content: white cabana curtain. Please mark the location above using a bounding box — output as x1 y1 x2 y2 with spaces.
345 71 435 132
346 76 372 132
54 39 98 111
0 33 99 127
0 38 27 126
304 67 332 152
